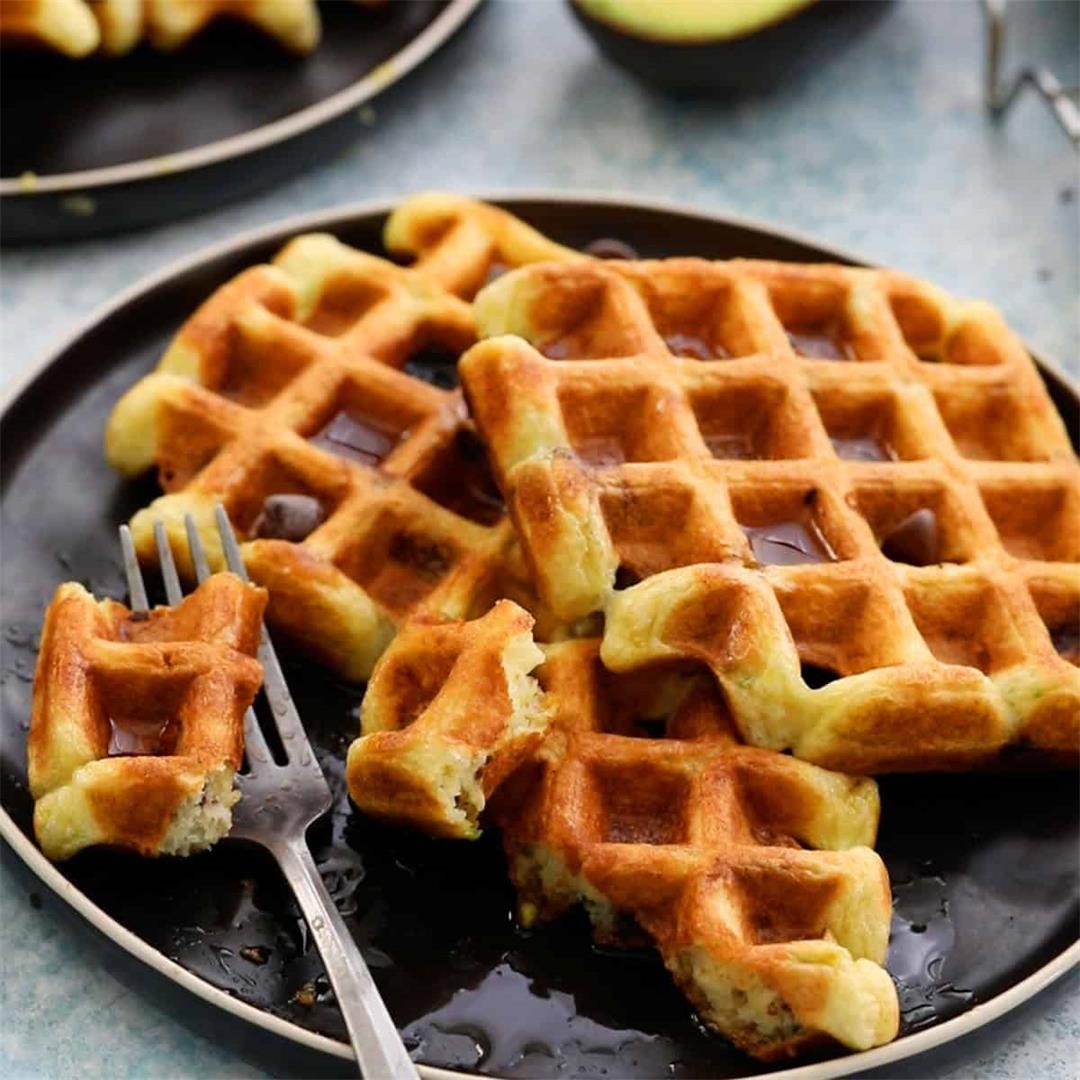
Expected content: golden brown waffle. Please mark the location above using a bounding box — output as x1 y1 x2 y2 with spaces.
344 607 897 1059
29 573 265 861
106 232 520 681
347 600 549 838
0 0 325 57
105 215 579 681
461 259 1080 772
498 638 897 1060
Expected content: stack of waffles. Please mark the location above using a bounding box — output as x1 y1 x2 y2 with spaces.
33 193 1078 1061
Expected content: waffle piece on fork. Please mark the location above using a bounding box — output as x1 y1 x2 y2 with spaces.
460 258 1080 771
346 608 898 1060
28 541 265 861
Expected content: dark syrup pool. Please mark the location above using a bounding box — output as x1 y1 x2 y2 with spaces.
2 207 1078 1078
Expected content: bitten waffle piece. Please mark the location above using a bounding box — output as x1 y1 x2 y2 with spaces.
496 641 896 1059
29 574 265 861
105 232 535 682
461 259 1080 771
1 0 322 56
346 601 550 838
385 192 586 300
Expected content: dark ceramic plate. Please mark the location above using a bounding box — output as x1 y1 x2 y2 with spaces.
2 196 1077 1080
0 0 481 243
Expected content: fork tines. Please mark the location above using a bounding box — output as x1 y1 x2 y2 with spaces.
121 504 319 785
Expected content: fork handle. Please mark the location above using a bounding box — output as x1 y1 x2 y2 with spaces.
274 839 419 1079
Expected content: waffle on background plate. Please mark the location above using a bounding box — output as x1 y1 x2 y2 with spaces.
31 193 1080 1063
0 0 384 58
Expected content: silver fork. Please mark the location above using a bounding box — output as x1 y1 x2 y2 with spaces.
119 507 418 1080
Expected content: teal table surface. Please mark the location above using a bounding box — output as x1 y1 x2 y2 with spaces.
2 2 1077 1078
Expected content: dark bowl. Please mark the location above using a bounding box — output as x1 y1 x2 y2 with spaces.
568 0 891 94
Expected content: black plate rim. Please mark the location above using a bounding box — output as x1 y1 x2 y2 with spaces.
0 0 483 196
2 191 1077 1080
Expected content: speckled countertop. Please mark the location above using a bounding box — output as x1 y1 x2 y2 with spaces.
1 1 1077 1077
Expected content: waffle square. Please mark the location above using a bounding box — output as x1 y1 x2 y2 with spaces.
460 259 1080 771
105 225 571 681
346 600 550 838
344 606 897 1059
29 573 265 861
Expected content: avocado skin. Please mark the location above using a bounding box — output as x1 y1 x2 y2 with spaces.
570 0 889 94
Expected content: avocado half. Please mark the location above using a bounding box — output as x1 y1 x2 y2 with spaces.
570 0 882 93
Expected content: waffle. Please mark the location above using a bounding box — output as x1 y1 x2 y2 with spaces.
29 573 265 861
345 606 897 1058
504 638 897 1059
0 0 99 56
105 231 549 681
0 0 323 56
347 600 550 838
461 259 1080 772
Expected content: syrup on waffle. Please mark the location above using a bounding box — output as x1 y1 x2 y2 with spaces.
29 573 265 860
0 0 326 56
347 600 550 838
105 230 556 681
346 609 898 1059
461 259 1080 771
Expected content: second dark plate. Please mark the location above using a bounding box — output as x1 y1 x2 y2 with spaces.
0 0 481 242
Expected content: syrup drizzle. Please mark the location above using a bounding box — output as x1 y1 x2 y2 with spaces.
404 346 460 390
889 872 973 1031
787 329 856 362
403 962 657 1074
830 433 895 462
107 716 168 755
414 429 505 526
742 516 835 566
15 645 1073 1078
703 432 756 460
574 436 626 467
309 410 397 467
664 333 727 361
